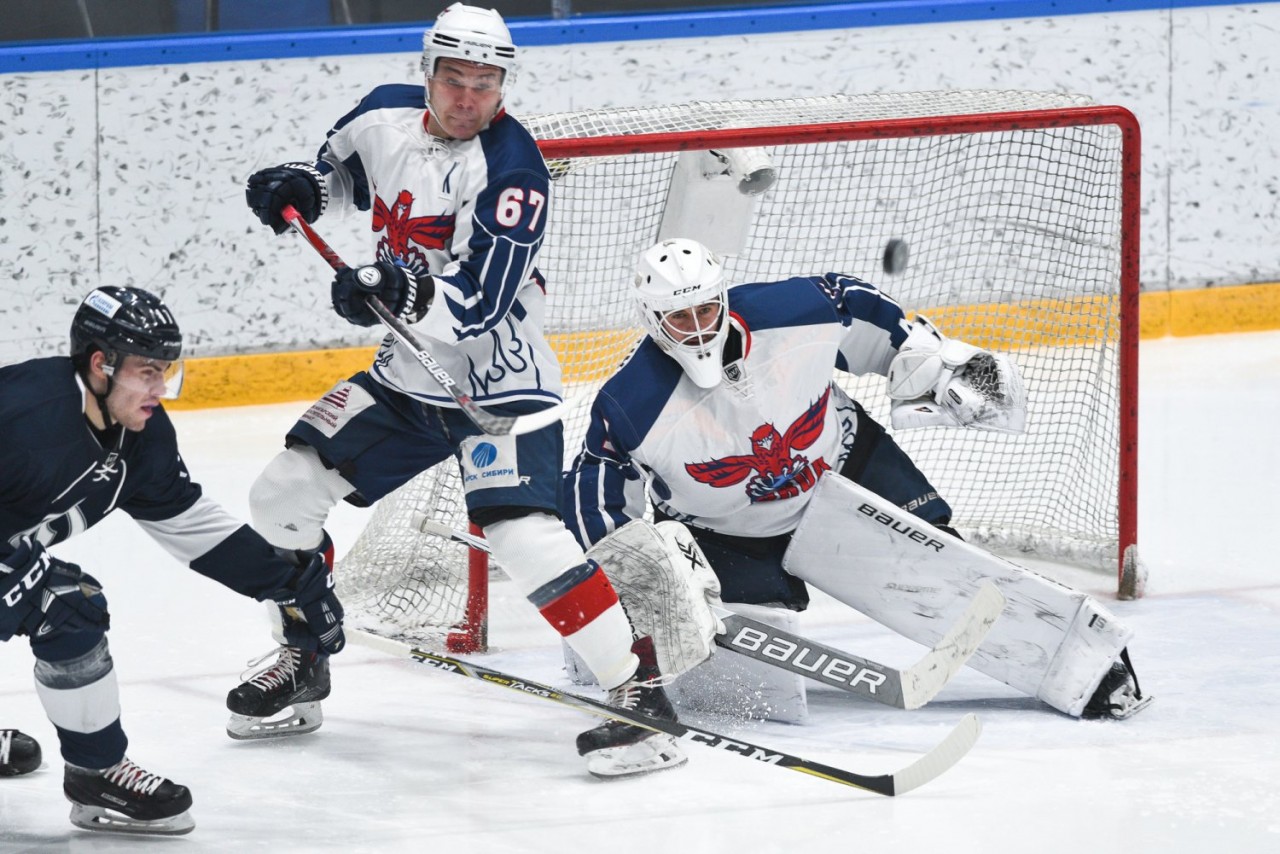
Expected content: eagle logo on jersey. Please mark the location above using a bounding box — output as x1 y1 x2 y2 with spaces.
372 190 454 274
685 387 832 502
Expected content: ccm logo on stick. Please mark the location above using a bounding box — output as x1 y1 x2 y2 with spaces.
728 627 887 692
857 503 947 552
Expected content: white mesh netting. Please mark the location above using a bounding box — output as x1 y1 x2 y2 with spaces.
338 91 1136 649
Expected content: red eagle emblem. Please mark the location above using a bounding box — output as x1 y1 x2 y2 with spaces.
685 387 832 502
372 190 454 273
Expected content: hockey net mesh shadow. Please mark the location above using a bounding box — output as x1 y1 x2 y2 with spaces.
337 91 1134 649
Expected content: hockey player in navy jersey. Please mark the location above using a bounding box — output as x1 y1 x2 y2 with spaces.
236 3 683 778
0 286 346 835
563 238 1149 722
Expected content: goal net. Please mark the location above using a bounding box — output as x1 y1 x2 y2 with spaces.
337 90 1141 651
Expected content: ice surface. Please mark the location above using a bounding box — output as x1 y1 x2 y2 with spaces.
3 331 1279 852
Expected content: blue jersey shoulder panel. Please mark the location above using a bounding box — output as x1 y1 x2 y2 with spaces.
594 338 683 454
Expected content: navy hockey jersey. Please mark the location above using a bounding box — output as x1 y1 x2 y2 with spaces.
1 357 294 599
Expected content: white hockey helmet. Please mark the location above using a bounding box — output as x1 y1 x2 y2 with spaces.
634 239 730 389
420 4 518 96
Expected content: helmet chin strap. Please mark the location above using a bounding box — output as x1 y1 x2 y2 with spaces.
83 353 118 432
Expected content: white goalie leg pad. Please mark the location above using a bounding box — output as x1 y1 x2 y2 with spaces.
668 602 808 724
582 520 722 679
250 445 357 551
783 473 1133 716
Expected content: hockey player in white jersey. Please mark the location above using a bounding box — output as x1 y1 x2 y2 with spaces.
563 238 1149 721
1 287 346 835
238 3 684 778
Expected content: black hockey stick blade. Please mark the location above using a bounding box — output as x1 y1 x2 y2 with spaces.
279 204 568 437
350 628 981 796
418 519 1003 710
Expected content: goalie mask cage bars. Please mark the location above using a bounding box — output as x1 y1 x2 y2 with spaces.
336 91 1141 653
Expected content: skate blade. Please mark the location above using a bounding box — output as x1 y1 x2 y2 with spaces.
1109 692 1155 720
585 735 688 780
226 702 324 740
69 803 195 835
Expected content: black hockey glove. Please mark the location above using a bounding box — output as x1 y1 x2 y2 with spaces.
272 553 345 655
245 162 327 235
331 262 432 328
1 538 109 642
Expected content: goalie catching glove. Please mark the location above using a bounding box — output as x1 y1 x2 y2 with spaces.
331 262 433 328
886 316 1027 433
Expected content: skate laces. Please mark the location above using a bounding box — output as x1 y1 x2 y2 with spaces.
606 669 674 711
103 757 165 795
0 730 11 764
239 646 301 691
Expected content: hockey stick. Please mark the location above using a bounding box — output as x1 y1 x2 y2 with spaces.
418 519 1003 710
348 627 980 796
280 204 568 437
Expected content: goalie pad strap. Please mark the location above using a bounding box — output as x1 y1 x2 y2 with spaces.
783 473 1131 716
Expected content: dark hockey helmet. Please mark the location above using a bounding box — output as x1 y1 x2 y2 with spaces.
70 286 183 369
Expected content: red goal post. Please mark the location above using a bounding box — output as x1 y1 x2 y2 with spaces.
335 91 1142 654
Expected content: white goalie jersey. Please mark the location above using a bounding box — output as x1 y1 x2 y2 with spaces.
563 274 913 547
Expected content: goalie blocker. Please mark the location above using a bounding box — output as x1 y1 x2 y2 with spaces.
784 473 1150 718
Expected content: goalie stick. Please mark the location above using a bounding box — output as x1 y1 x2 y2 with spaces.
418 519 1004 710
280 204 569 437
349 627 981 796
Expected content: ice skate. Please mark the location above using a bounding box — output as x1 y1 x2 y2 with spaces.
63 757 194 835
1083 650 1152 720
1 729 42 776
226 645 330 740
576 638 687 779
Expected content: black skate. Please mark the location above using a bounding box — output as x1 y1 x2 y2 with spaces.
576 638 687 779
226 645 330 740
63 757 194 835
1083 648 1152 720
1 729 41 776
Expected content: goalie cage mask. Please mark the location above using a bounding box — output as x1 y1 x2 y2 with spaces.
634 238 730 389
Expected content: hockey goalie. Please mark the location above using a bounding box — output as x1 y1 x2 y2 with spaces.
562 237 1150 723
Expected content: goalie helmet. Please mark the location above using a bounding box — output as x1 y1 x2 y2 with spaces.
634 238 729 389
71 286 184 397
420 4 518 96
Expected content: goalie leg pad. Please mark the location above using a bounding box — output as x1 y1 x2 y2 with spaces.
784 473 1133 716
583 520 723 680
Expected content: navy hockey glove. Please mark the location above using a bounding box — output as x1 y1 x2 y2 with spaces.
245 163 327 235
331 262 432 327
272 553 345 655
1 539 109 642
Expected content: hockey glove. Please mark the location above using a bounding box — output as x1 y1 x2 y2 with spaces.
272 553 346 655
1 538 109 642
245 163 327 235
887 317 1027 433
331 262 432 328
